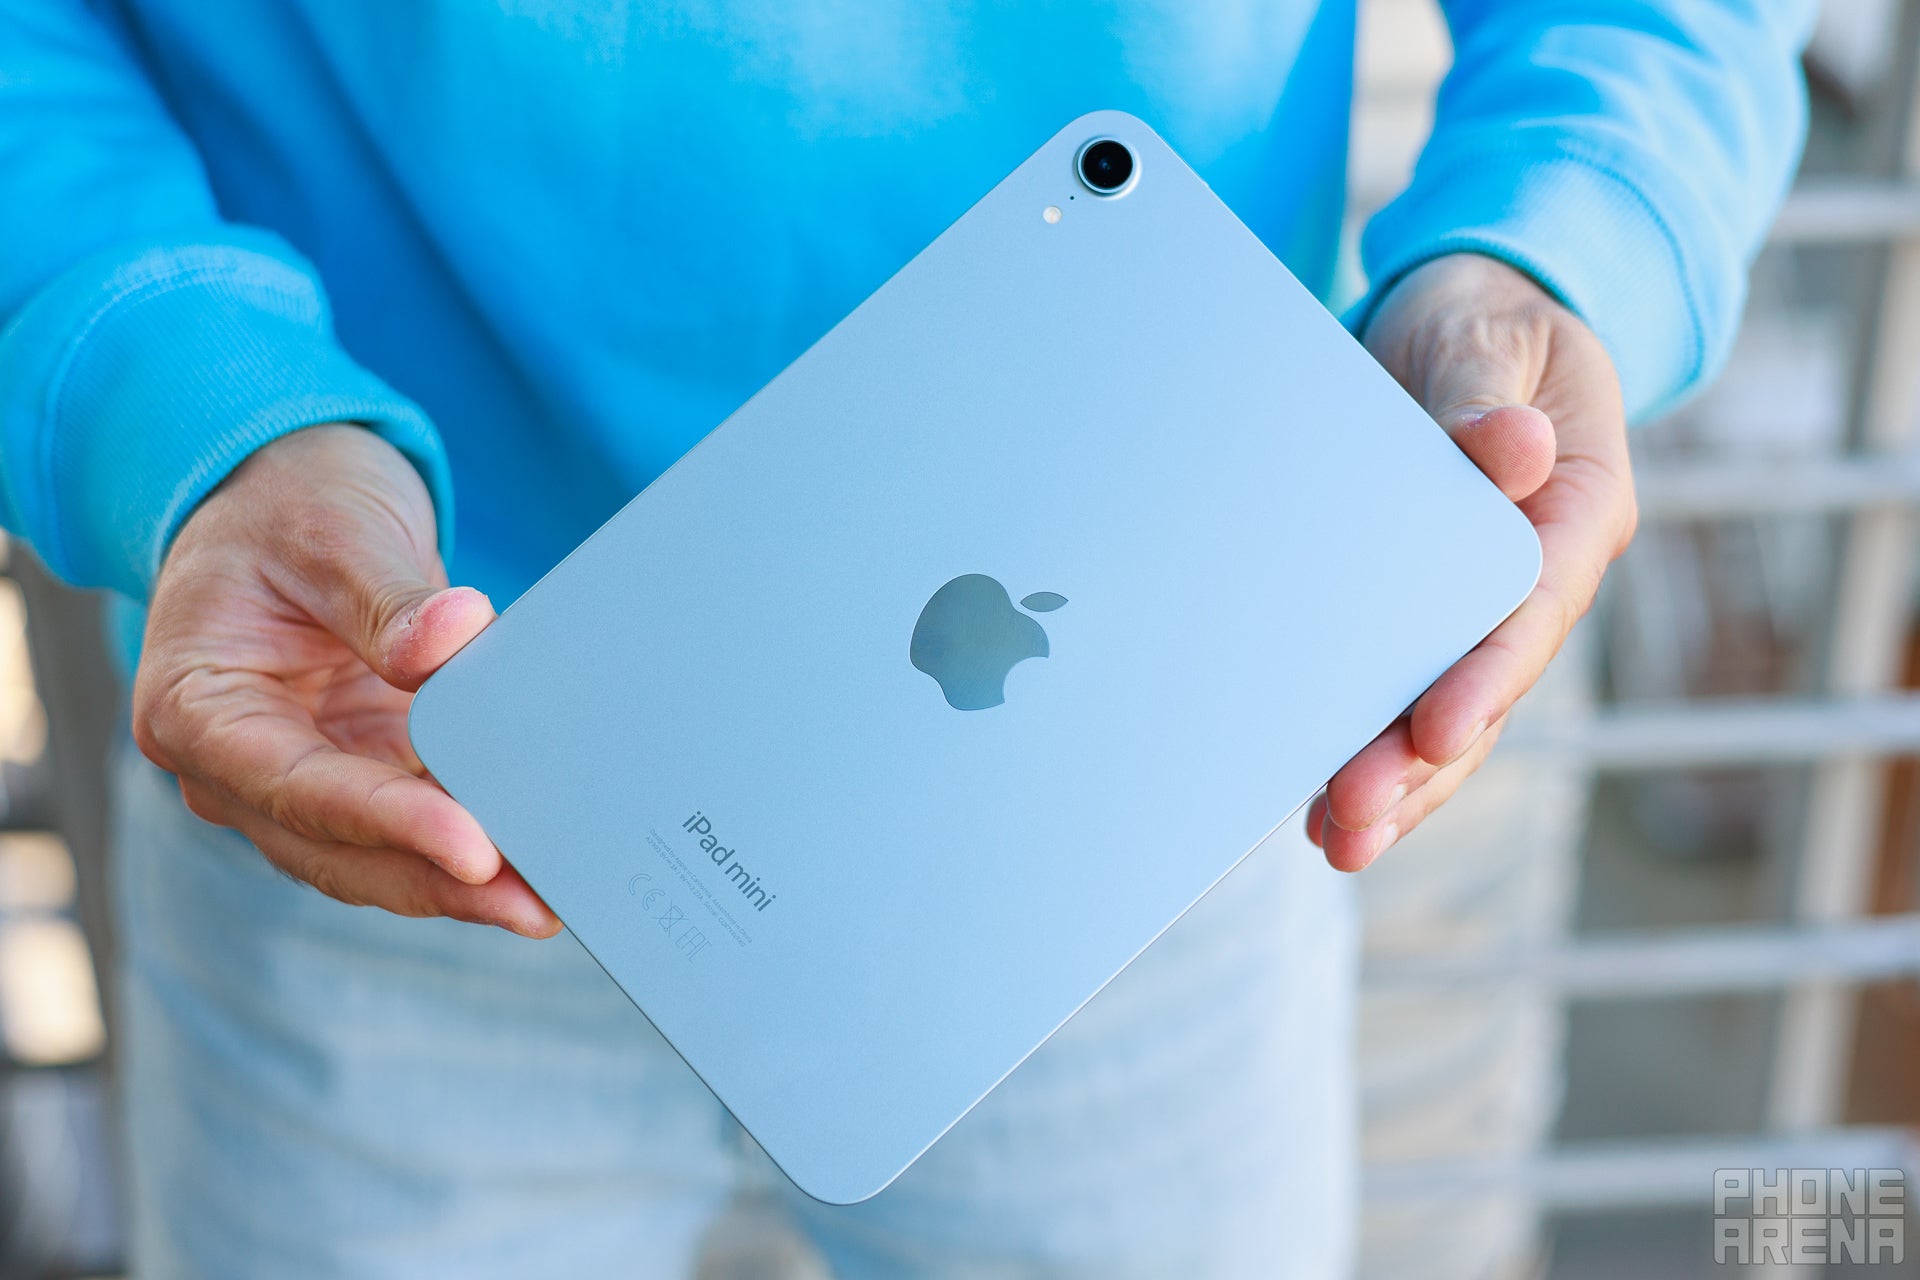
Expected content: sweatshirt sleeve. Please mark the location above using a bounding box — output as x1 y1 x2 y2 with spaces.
1352 0 1818 423
0 1 453 599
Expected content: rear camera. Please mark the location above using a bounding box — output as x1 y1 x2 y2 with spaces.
1076 138 1137 196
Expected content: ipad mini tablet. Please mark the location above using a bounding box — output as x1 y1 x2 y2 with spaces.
410 110 1541 1204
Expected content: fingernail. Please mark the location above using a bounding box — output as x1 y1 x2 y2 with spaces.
1452 718 1488 762
439 854 488 885
1346 821 1399 873
1453 406 1505 434
1357 781 1407 832
1364 822 1399 868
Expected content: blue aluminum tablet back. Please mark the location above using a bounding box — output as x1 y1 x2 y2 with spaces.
409 110 1540 1205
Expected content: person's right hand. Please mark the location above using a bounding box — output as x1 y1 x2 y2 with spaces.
132 423 562 938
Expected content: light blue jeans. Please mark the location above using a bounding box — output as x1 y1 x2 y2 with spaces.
111 744 1357 1278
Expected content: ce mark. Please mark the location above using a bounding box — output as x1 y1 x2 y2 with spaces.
626 873 710 960
626 872 666 912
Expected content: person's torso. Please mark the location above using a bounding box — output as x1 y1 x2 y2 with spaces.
114 0 1354 599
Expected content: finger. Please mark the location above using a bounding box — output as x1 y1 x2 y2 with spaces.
1395 290 1548 424
1322 716 1507 873
267 493 494 692
1322 717 1440 833
1398 323 1554 497
1449 405 1555 502
306 483 493 689
370 584 496 690
231 425 489 689
284 540 493 691
151 670 501 883
275 749 501 884
1305 792 1328 847
1408 466 1621 766
196 786 560 937
312 579 493 693
1373 287 1555 500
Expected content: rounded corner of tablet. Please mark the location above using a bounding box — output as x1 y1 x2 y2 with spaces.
780 1157 905 1208
1057 107 1155 144
1497 502 1543 598
404 668 455 772
761 1127 932 1206
1497 502 1545 615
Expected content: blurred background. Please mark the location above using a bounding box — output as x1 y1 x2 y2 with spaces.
6 1 1920 1277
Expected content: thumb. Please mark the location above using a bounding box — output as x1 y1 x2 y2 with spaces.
296 539 493 691
1364 256 1562 504
255 425 497 690
363 580 496 691
1444 404 1556 505
1417 349 1556 505
268 493 494 692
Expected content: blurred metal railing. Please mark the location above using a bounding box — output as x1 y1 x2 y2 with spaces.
6 549 120 1044
1773 179 1920 245
0 543 122 1277
1635 451 1920 518
1368 915 1920 999
1370 1127 1920 1212
1767 0 1920 1145
1368 7 1920 1226
1509 692 1920 767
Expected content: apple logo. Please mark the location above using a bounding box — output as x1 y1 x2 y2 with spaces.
910 574 1068 711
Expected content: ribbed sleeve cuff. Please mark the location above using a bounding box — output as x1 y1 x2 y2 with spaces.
0 232 453 597
1350 143 1706 425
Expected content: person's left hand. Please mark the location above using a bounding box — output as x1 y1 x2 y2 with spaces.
1307 252 1638 871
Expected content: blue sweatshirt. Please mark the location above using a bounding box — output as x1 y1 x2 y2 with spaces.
0 1 1813 619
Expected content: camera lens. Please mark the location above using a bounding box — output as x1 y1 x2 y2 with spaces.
1076 139 1136 196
